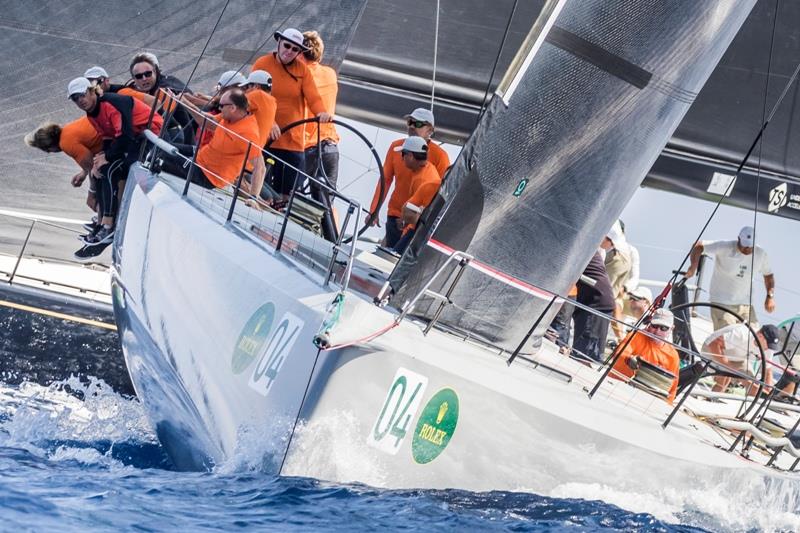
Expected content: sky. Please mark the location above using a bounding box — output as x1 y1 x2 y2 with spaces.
333 117 799 327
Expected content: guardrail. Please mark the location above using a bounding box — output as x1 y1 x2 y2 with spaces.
394 240 800 470
0 210 111 298
140 91 377 294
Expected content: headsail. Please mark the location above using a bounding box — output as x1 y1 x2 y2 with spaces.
388 0 758 351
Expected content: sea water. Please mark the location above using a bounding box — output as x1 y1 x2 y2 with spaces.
0 378 794 532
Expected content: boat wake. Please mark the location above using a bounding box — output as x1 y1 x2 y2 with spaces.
284 409 800 532
3 379 799 531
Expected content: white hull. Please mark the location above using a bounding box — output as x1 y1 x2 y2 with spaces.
114 165 799 495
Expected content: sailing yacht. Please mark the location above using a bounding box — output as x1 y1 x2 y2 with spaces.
77 0 800 506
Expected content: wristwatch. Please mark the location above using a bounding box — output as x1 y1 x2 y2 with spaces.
767 290 775 298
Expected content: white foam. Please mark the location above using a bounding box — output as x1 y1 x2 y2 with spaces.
550 472 800 532
0 377 155 461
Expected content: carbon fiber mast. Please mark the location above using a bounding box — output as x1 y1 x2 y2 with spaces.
387 0 757 351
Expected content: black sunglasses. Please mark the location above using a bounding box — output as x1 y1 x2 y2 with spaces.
133 70 154 80
69 93 84 102
407 119 428 128
282 41 301 53
649 324 670 332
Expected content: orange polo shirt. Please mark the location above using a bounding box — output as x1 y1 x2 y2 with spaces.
59 117 102 167
251 53 325 152
303 62 339 148
370 139 451 218
611 332 680 403
196 114 261 189
246 89 277 148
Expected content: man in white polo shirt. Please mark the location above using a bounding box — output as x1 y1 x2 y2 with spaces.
702 323 780 392
686 226 775 330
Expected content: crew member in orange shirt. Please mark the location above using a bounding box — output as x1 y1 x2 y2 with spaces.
159 88 264 193
368 108 450 248
611 308 681 403
390 136 442 254
302 30 340 202
25 117 103 220
244 70 277 149
251 28 331 199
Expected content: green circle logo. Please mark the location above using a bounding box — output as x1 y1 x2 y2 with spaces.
412 388 459 464
231 303 275 374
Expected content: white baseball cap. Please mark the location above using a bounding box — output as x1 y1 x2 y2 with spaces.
393 136 429 155
218 70 247 87
738 226 755 248
606 220 626 248
247 70 272 87
404 107 435 126
650 308 674 328
84 66 108 79
628 286 653 302
274 28 308 50
67 77 92 98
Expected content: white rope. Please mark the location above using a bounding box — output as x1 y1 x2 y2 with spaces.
430 0 440 110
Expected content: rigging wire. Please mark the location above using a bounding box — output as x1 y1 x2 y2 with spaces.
178 0 231 94
477 0 520 122
745 0 780 330
430 0 441 110
658 44 800 300
592 4 800 397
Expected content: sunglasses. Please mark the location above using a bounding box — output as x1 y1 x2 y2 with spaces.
649 324 670 332
69 93 85 102
282 41 301 53
407 119 428 128
219 101 234 108
133 70 154 80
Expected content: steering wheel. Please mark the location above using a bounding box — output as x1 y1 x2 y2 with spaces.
669 299 766 418
268 117 386 243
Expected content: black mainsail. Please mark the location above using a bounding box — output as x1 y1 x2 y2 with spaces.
388 0 758 350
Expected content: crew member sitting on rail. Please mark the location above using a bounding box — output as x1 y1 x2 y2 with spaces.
302 31 340 203
611 308 680 403
702 322 780 393
161 88 265 196
24 118 103 227
368 108 450 248
390 136 442 254
251 28 331 200
125 52 193 144
68 77 163 251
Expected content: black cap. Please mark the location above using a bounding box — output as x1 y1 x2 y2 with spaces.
760 324 781 350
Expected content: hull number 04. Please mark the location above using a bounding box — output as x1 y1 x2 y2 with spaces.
367 368 428 455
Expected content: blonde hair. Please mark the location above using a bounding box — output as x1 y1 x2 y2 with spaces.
303 31 324 62
24 122 62 152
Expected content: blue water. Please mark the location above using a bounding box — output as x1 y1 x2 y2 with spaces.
0 379 782 531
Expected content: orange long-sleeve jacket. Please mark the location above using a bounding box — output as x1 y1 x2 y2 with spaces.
251 53 325 152
304 62 339 147
370 138 450 218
